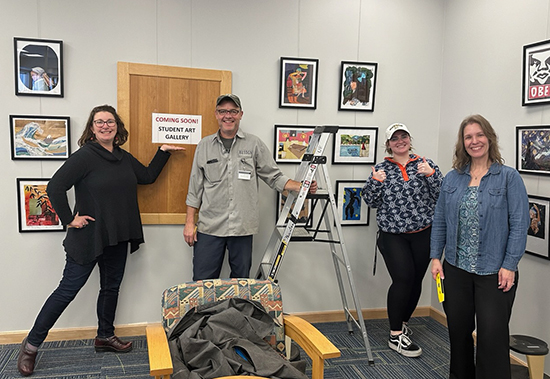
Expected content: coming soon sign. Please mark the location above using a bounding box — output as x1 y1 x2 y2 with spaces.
151 113 202 144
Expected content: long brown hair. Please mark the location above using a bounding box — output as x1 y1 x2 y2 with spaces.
452 114 504 171
77 105 128 147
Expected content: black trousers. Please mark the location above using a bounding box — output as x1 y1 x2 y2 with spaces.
442 260 517 379
377 227 432 331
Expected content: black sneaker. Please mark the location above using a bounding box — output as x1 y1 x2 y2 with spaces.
388 333 422 357
402 323 413 337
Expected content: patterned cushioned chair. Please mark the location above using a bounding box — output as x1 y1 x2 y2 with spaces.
146 278 340 379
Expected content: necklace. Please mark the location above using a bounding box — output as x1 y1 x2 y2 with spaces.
471 166 489 180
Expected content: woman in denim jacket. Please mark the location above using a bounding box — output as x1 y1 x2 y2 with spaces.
430 114 529 379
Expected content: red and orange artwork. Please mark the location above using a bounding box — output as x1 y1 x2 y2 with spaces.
23 184 59 226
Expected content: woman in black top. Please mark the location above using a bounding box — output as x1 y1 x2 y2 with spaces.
17 105 184 376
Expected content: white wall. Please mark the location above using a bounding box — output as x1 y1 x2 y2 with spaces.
4 0 549 372
0 0 445 334
437 0 550 369
5 1 549 372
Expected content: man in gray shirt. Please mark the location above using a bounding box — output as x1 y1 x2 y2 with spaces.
184 94 316 280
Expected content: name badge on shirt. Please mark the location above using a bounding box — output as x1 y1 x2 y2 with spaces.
238 170 251 180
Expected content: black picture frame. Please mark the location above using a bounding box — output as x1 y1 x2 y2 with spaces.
522 39 550 106
339 61 378 111
335 180 369 226
10 115 71 160
276 190 313 228
516 125 550 176
279 57 319 109
274 125 316 163
332 126 378 164
525 194 550 260
16 178 65 232
14 37 64 97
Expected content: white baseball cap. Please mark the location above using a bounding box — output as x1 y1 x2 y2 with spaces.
385 123 411 141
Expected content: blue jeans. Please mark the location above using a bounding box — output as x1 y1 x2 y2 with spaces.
27 242 128 347
192 232 253 280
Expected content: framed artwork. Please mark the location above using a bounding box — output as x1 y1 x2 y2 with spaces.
14 37 64 97
276 190 313 227
16 178 65 232
10 115 70 160
335 180 369 226
279 57 319 109
516 126 550 175
525 195 550 260
522 39 550 106
339 61 378 111
332 126 378 164
274 125 316 163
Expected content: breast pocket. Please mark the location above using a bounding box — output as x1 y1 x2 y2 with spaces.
239 157 256 178
489 188 506 209
442 186 457 205
204 162 223 184
238 158 256 180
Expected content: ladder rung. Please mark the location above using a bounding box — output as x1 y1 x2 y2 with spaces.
290 227 313 241
306 191 330 200
276 226 313 241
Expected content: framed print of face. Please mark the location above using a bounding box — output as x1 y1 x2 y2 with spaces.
10 115 70 160
335 180 369 226
332 126 378 164
516 126 550 176
279 57 319 109
14 37 64 97
16 178 65 232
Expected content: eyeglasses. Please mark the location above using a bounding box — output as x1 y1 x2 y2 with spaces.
93 119 117 127
389 134 410 142
216 109 240 116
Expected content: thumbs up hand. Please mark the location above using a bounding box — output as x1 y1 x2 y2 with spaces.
417 157 435 176
371 166 387 182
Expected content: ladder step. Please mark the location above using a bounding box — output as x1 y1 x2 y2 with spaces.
276 226 313 241
306 191 330 200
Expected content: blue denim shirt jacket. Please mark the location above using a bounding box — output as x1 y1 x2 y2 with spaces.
430 162 529 273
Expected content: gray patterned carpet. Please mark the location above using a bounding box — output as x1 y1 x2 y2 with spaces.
0 317 542 378
311 316 450 378
0 336 150 379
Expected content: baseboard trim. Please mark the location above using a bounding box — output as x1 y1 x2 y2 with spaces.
291 305 432 324
0 305 532 369
0 323 148 345
0 306 434 345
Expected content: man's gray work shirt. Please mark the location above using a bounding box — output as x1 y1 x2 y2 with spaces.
186 128 290 237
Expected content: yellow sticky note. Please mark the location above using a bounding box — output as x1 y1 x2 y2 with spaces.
436 273 445 303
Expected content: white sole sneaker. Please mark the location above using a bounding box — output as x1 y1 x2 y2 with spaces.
388 333 422 358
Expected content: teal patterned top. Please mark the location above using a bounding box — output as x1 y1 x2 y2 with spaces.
457 186 497 275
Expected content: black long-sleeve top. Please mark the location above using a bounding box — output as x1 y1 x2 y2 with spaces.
46 142 171 264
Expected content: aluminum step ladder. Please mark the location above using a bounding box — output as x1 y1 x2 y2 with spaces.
255 125 375 365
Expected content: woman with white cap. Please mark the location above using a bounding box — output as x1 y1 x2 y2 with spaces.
361 123 443 357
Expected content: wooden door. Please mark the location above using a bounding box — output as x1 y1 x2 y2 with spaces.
117 62 231 224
